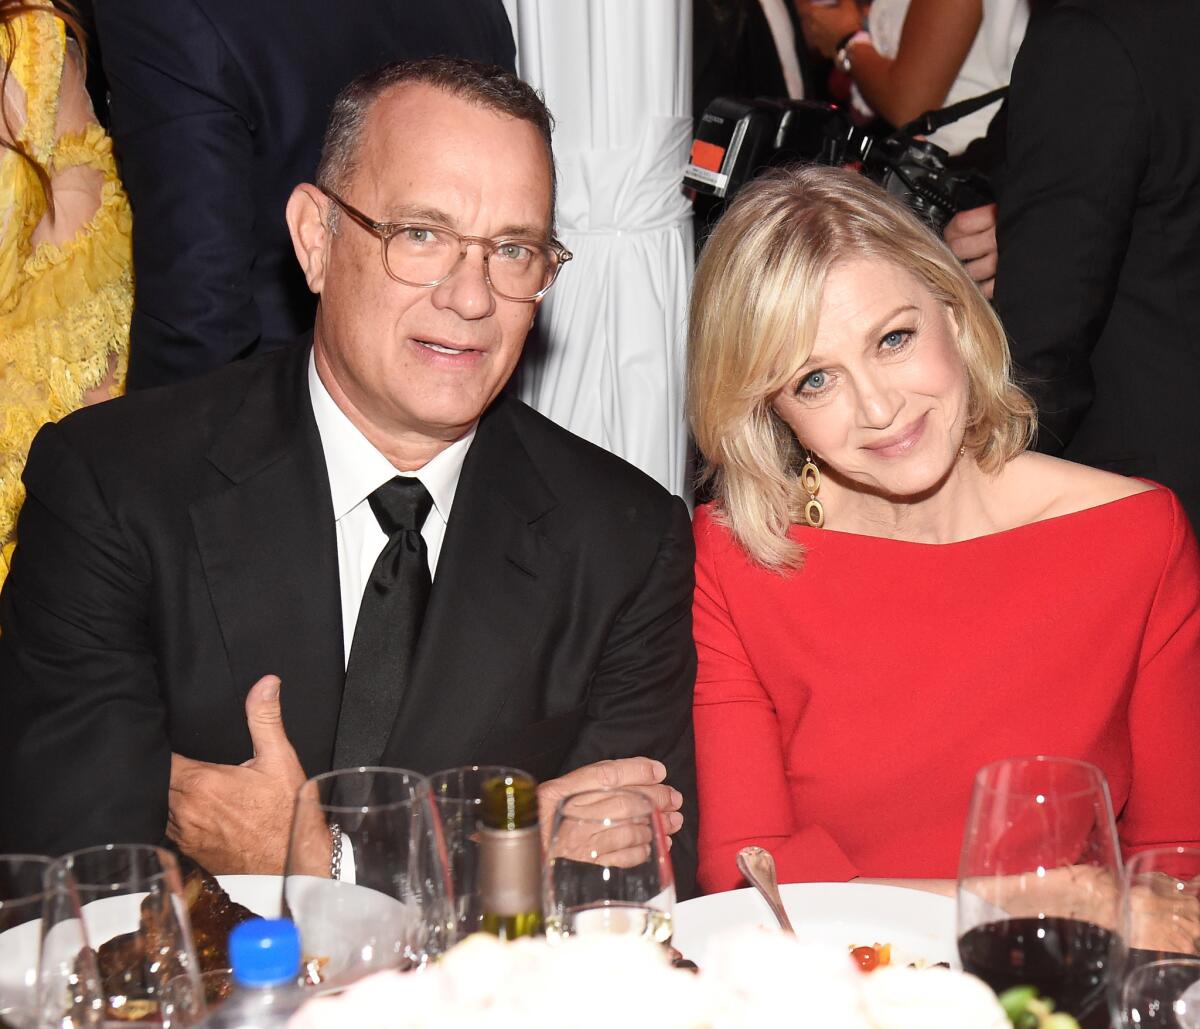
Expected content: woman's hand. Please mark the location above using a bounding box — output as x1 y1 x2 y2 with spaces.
796 0 864 59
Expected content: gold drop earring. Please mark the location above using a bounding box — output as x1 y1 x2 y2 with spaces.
800 451 825 528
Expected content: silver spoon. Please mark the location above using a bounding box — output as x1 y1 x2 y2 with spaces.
736 845 795 934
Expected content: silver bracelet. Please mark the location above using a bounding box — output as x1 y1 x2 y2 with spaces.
329 821 342 880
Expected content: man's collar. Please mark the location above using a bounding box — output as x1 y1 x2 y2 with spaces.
307 351 475 523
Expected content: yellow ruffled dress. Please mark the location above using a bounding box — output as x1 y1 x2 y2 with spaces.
0 5 132 584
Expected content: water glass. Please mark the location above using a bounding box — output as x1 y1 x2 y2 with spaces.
282 767 451 987
543 787 675 944
0 854 102 1028
1113 847 1200 1028
429 765 535 939
50 844 203 1025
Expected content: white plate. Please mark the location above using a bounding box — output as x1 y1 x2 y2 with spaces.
672 882 958 970
218 874 283 919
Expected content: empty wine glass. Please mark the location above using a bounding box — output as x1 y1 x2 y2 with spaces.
282 767 451 988
160 967 233 1028
0 854 102 1028
956 756 1122 1029
50 844 203 1026
543 788 674 944
1113 847 1200 1028
429 765 534 939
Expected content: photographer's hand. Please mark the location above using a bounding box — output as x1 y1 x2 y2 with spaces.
796 0 863 59
944 203 997 299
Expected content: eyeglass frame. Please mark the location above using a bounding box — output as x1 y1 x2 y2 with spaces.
321 187 573 302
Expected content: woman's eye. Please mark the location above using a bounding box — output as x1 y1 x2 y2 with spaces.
881 329 913 350
798 370 829 394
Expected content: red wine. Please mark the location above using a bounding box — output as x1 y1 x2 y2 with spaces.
959 916 1115 1029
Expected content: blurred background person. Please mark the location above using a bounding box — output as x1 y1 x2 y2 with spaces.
1 0 130 584
687 166 1200 893
992 0 1200 531
95 0 515 389
795 0 1027 156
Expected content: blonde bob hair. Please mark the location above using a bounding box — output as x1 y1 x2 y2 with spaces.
687 165 1035 571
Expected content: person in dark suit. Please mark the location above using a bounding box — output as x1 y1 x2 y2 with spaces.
991 0 1200 529
0 58 698 896
94 0 515 390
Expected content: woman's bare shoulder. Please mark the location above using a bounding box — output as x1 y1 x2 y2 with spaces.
1002 452 1156 524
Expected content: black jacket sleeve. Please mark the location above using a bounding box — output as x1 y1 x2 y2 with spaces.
96 0 263 388
993 5 1147 453
0 423 169 854
560 497 699 900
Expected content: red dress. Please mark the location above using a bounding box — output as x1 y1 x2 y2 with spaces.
693 487 1200 894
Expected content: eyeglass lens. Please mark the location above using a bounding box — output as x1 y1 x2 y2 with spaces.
384 226 555 299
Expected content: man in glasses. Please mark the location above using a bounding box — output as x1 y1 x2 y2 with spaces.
0 59 698 896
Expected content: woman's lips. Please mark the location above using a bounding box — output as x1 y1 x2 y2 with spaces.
863 413 927 457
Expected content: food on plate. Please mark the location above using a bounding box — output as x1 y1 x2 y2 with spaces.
182 864 260 970
998 986 1081 1029
850 942 893 972
97 863 259 1019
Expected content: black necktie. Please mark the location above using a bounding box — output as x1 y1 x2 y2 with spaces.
331 476 433 773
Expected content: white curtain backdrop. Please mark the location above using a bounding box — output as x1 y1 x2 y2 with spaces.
503 0 694 500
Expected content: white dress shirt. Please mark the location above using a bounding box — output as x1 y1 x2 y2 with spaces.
307 353 475 667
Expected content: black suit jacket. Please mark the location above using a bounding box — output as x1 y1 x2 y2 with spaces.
94 0 515 389
0 344 698 896
993 0 1200 528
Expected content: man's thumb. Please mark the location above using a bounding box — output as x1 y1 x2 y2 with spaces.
245 675 293 763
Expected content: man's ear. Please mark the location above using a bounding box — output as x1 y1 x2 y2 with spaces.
286 184 333 294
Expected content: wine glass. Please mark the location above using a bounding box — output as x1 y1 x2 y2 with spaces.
956 756 1122 1029
50 844 203 1026
0 854 102 1028
160 967 233 1028
282 766 451 988
543 787 675 944
428 765 535 939
1112 847 1200 1028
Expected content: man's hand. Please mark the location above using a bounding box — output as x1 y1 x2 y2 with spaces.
167 675 308 874
944 203 998 298
537 757 684 863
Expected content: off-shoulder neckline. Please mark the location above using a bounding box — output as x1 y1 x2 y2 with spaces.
790 482 1166 548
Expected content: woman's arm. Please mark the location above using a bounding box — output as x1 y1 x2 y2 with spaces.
797 0 982 128
1120 492 1200 853
692 509 858 893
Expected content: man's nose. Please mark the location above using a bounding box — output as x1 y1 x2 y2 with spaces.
430 243 495 319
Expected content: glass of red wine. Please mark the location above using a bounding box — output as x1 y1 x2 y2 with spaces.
1112 847 1200 1028
957 756 1123 1029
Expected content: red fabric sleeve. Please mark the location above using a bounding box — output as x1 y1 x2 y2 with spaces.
692 509 859 893
1120 491 1200 854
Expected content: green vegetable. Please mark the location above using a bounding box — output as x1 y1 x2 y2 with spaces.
999 986 1038 1021
996 986 1080 1029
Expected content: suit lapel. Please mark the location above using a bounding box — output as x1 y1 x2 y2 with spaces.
381 396 560 772
189 344 344 777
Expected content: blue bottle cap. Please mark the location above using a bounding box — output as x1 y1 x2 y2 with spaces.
228 918 302 987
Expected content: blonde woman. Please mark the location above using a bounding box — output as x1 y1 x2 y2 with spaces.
688 166 1200 894
0 0 131 584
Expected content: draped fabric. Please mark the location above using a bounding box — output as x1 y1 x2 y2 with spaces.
504 0 693 499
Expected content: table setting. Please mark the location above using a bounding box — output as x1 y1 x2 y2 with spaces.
2 755 1199 1028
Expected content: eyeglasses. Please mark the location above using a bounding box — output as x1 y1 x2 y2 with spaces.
322 189 573 302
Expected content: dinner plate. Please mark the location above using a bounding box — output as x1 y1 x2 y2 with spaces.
672 882 958 969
